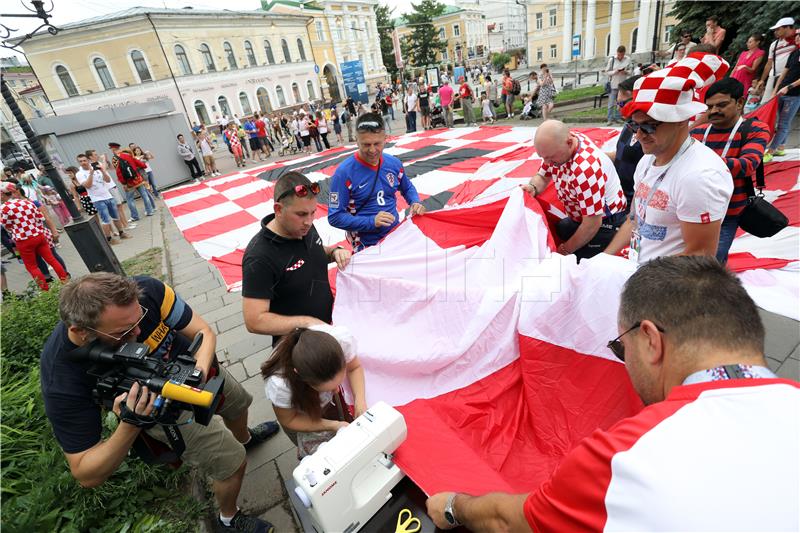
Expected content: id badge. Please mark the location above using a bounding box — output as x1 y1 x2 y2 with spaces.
629 229 641 263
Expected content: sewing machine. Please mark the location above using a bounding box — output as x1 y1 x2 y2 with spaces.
292 401 407 533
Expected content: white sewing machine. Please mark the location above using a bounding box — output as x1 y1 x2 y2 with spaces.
292 401 407 533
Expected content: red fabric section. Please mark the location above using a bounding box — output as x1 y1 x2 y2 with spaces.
233 187 275 210
726 253 792 272
211 176 262 193
436 157 492 174
577 127 620 149
209 249 245 288
394 335 642 496
161 182 206 200
446 179 499 205
764 160 800 192
506 160 542 179
746 96 779 136
412 197 507 248
498 144 537 161
458 126 514 140
182 211 259 242
168 193 228 217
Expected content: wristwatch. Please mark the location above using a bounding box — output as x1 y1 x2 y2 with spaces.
444 493 461 527
528 181 539 197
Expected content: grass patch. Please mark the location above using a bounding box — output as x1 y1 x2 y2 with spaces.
122 247 164 279
564 107 608 120
555 85 604 102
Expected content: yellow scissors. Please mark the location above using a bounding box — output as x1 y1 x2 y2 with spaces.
395 508 421 533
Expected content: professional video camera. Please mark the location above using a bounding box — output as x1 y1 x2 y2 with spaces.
68 333 224 426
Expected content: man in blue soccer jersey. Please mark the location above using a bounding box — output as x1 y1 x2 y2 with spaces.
328 113 425 250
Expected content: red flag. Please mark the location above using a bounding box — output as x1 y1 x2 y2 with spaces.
746 96 779 137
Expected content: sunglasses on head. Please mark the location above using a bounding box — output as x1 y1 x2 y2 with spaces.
276 182 320 203
625 120 663 136
607 321 665 361
356 120 383 133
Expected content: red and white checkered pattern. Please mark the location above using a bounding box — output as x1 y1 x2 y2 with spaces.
541 132 627 221
0 198 46 242
623 52 730 122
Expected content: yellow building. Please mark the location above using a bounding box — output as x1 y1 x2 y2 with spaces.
525 0 681 66
2 67 54 160
395 6 489 67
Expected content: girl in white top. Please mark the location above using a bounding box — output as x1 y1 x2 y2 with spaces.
262 324 367 456
481 94 494 124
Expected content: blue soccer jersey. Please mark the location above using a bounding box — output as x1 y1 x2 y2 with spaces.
328 153 420 248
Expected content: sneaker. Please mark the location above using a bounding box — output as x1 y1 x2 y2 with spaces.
128 223 138 229
218 510 274 533
120 233 133 240
244 421 280 450
146 212 154 217
763 152 774 163
606 121 614 126
774 149 786 156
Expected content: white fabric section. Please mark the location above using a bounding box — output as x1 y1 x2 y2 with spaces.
729 226 800 260
486 128 542 143
174 201 242 231
163 187 218 207
305 171 331 184
312 216 347 246
604 383 800 532
470 160 526 181
411 170 481 195
483 143 533 160
206 173 248 186
220 179 271 201
434 138 477 149
333 189 552 406
192 220 262 259
475 178 528 204
739 262 800 322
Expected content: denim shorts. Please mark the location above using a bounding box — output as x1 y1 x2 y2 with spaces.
93 198 119 224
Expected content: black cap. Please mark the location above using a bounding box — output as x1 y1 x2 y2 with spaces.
108 142 121 148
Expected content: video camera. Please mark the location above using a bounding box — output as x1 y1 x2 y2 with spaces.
68 333 224 426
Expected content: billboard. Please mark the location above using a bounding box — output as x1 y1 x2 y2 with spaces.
340 60 369 104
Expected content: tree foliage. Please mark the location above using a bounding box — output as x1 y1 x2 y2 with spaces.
405 0 448 67
492 52 512 71
669 1 797 64
376 4 398 79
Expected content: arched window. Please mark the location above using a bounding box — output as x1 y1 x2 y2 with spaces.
291 82 302 104
281 39 291 63
174 44 192 75
200 43 216 72
631 28 638 53
264 40 275 64
55 65 78 97
194 100 210 124
297 38 307 61
256 87 272 112
223 41 237 69
239 91 252 115
306 80 315 99
276 85 286 107
93 58 115 90
131 50 152 82
218 96 232 117
244 41 257 67
605 33 611 57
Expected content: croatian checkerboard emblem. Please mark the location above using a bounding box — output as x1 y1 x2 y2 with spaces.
286 259 305 271
386 172 396 187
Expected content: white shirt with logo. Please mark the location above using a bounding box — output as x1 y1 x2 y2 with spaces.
76 167 113 202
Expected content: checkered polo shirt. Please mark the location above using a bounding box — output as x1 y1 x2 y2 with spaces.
541 132 627 222
1 198 46 242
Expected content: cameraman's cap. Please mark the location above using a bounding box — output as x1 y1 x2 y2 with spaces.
770 17 795 30
0 182 17 195
108 142 121 149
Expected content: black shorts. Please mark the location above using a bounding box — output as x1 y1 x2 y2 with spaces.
249 137 261 151
302 135 311 147
420 106 430 117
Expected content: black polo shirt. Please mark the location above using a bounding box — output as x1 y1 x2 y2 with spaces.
242 215 333 345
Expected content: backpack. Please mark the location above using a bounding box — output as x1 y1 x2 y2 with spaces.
117 156 143 187
511 79 521 95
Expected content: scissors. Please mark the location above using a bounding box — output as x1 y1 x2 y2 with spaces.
395 508 421 533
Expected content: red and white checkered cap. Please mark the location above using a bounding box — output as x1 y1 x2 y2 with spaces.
622 52 730 122
0 181 17 195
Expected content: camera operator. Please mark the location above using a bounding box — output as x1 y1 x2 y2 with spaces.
40 273 280 533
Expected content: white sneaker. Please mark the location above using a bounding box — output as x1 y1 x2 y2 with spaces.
128 223 138 229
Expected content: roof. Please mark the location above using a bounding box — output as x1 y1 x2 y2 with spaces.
18 84 43 95
261 0 324 11
394 5 465 27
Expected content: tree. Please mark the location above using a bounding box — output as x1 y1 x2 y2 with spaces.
376 4 398 80
669 1 796 65
491 52 511 71
405 0 447 67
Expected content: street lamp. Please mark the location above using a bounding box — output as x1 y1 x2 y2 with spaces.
515 0 529 67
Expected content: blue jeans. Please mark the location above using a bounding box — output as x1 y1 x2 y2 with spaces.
407 111 417 132
146 171 160 197
607 88 621 122
125 184 155 219
93 198 119 224
716 215 739 264
770 95 800 150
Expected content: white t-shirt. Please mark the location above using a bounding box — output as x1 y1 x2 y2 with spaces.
632 139 732 263
76 167 113 202
265 324 356 410
406 93 418 112
767 36 798 78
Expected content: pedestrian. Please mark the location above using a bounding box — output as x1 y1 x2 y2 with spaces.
658 31 696 62
481 93 494 124
757 18 796 102
537 65 557 120
502 69 515 118
36 169 71 227
418 84 432 129
75 153 132 244
254 113 272 159
177 134 204 181
244 117 261 162
308 114 323 152
237 122 253 163
331 107 344 144
109 143 156 220
483 75 497 119
405 86 419 132
606 46 632 125
764 31 800 162
85 149 130 230
224 122 246 168
701 15 727 54
731 34 765 91
385 91 395 121
131 145 159 198
316 111 331 150
65 166 95 216
196 128 219 177
457 76 477 126
606 75 642 210
341 107 354 143
439 80 455 128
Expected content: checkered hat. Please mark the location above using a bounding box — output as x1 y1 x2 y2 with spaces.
622 52 729 122
0 181 17 195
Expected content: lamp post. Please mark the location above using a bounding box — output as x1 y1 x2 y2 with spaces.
515 0 529 68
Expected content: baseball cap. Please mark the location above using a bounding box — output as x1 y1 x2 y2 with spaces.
770 17 795 30
0 182 18 195
108 142 121 148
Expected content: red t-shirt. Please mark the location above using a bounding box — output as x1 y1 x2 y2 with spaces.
255 119 267 137
459 83 472 99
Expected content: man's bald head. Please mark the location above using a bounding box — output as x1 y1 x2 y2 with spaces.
535 120 575 165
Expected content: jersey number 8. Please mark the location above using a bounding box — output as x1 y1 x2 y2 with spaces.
376 190 386 206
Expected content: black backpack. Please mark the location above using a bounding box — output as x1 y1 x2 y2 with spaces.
117 157 138 186
511 79 521 95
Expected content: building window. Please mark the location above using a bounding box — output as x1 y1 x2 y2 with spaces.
536 47 543 61
264 40 275 64
364 21 370 38
194 100 210 124
371 53 377 70
316 21 325 41
276 85 287 107
55 65 78 96
174 44 192 75
307 80 315 99
549 8 557 27
218 95 232 117
200 43 216 72
454 24 460 37
239 91 252 115
351 21 358 40
335 21 343 41
244 41 257 67
549 44 557 58
93 58 115 90
664 25 674 43
131 50 152 82
535 13 543 30
281 39 291 63
439 27 445 40
223 42 238 69
605 33 611 56
442 49 448 61
631 28 638 53
256 87 272 112
297 38 307 61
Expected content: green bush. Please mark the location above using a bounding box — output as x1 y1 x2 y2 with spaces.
0 284 206 532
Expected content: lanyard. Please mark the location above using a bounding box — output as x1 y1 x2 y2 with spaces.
635 137 694 225
702 117 743 158
683 364 776 385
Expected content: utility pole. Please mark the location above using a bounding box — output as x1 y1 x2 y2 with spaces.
515 0 529 67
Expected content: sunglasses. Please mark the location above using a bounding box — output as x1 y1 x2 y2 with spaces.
607 321 665 361
356 120 383 133
625 120 663 136
276 182 320 203
84 305 148 341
